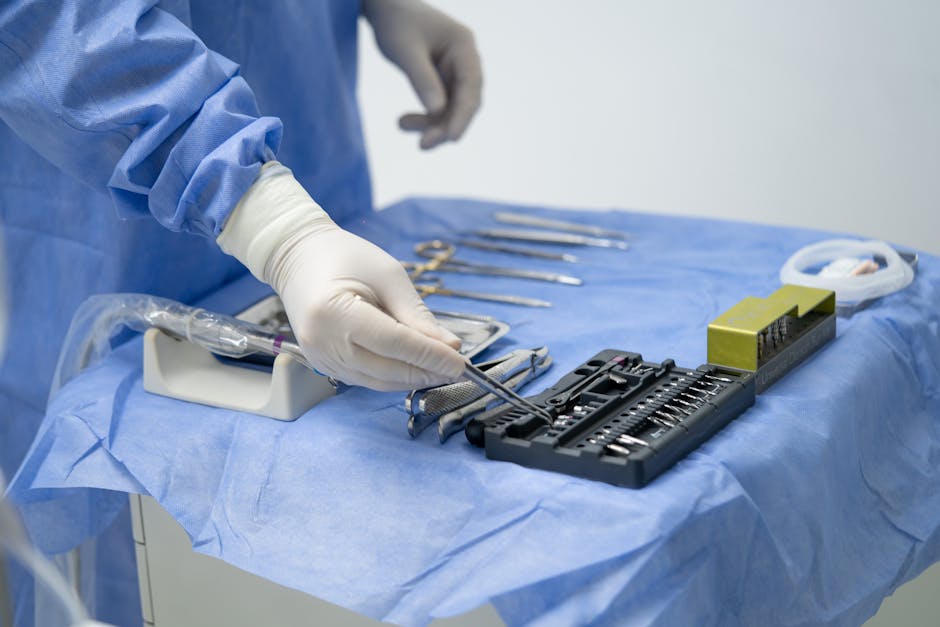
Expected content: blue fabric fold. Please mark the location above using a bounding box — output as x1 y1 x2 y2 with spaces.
9 198 940 626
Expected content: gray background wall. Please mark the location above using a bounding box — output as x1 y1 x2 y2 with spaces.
359 0 938 255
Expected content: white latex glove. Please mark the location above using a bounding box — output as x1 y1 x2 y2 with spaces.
217 162 465 391
362 0 482 149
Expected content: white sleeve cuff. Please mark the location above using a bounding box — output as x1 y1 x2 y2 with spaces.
216 161 336 283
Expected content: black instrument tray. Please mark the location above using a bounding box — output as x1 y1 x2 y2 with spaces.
466 349 755 488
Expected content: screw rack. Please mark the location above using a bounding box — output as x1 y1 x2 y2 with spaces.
467 350 755 488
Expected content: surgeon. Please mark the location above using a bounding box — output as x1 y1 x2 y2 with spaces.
0 0 481 476
1 1 480 623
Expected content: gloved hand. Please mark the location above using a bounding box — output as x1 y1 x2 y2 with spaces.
218 162 465 391
362 0 482 149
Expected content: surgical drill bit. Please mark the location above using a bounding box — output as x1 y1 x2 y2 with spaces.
604 443 632 457
703 373 733 383
648 414 676 429
689 381 718 396
462 362 555 424
663 402 693 417
653 410 681 427
616 434 650 448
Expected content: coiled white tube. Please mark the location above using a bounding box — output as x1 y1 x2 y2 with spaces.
1 470 115 626
779 239 914 303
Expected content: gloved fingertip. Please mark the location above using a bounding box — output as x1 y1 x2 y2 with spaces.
445 354 469 381
446 109 476 142
441 328 462 350
420 127 447 150
399 113 429 132
410 317 461 350
422 324 461 350
414 87 446 117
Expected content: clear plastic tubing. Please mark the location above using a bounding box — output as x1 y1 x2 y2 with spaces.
779 239 914 303
52 293 312 398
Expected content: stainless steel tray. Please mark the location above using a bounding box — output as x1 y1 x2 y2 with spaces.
236 296 509 360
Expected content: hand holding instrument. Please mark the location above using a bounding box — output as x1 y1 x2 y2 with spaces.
493 211 630 240
217 161 464 391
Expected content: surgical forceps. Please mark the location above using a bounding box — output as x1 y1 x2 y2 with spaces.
492 211 631 240
403 240 561 307
412 277 551 308
403 240 582 286
468 228 630 251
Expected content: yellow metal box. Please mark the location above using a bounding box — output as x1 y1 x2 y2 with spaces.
707 284 836 392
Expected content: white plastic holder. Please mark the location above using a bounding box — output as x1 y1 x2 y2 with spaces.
142 328 334 421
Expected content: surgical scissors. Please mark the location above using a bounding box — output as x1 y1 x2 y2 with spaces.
403 240 582 285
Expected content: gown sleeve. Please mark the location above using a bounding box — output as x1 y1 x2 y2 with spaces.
0 0 283 236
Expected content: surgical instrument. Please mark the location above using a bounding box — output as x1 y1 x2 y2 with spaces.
468 228 630 251
604 443 632 457
404 240 582 285
546 354 627 409
493 211 630 240
413 277 551 307
462 362 555 424
438 356 553 442
403 241 562 306
616 434 650 448
407 347 550 436
456 239 579 263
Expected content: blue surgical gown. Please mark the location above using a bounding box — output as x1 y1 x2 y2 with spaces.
0 2 369 623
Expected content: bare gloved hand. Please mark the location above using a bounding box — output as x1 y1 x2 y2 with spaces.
218 162 465 390
362 0 482 149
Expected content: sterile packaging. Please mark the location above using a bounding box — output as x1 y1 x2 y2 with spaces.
51 294 315 399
